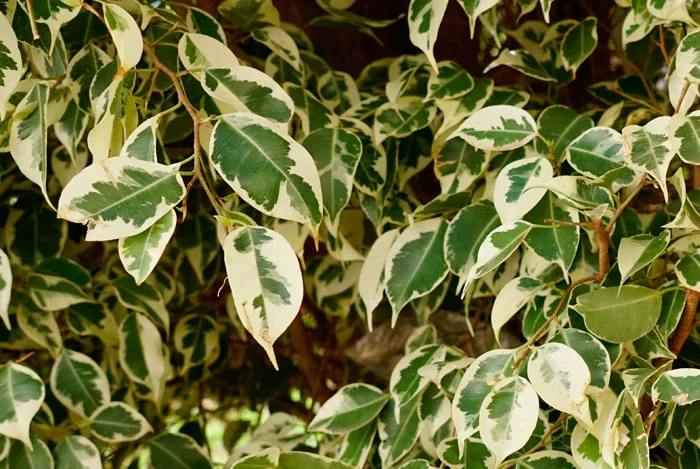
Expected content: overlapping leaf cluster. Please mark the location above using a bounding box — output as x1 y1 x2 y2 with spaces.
0 0 699 468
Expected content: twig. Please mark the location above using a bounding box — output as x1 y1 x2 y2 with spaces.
645 400 663 436
668 289 700 355
523 413 568 456
658 25 671 66
606 176 647 233
16 351 35 364
611 88 664 115
544 218 592 228
82 2 104 23
674 82 692 114
593 219 610 279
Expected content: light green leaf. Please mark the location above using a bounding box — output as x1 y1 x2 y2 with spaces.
674 29 700 84
50 349 110 418
484 49 555 82
427 61 474 100
57 158 186 241
552 329 611 391
0 250 11 329
572 286 662 343
672 112 700 165
119 115 162 162
374 96 437 144
103 4 143 72
454 0 500 37
528 343 592 425
652 369 700 406
113 276 169 333
390 344 447 408
378 396 421 468
479 376 539 464
119 313 166 405
492 276 543 346
0 363 45 448
54 435 102 469
5 437 53 468
452 349 514 451
187 7 227 44
358 229 399 329
118 210 177 285
228 448 280 469
622 116 674 202
384 218 449 323
676 253 700 292
571 423 612 469
560 17 597 72
308 384 389 434
494 156 553 224
465 220 532 294
217 0 280 30
9 82 52 208
252 26 301 71
302 128 362 224
516 451 578 469
566 126 635 189
618 231 670 286
150 433 212 469
445 201 501 289
435 138 490 194
336 420 376 468
407 0 449 72
224 226 303 369
537 105 594 163
28 273 89 311
202 67 294 127
450 105 537 151
89 402 152 443
210 113 323 232
17 299 62 355
178 33 238 75
174 313 219 374
278 452 354 469
0 13 22 119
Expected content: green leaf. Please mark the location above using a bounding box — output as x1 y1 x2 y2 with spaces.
516 451 578 469
445 201 501 290
308 384 389 434
150 433 212 469
4 195 67 266
565 126 635 189
672 112 700 165
224 226 303 369
652 369 700 406
0 14 22 119
278 452 354 469
622 116 674 202
378 396 421 468
187 7 227 44
0 362 45 447
384 218 449 323
552 329 611 391
451 349 514 451
28 272 90 311
217 0 280 30
9 82 52 208
492 276 543 345
103 4 142 72
336 420 376 468
435 138 490 194
53 435 102 469
450 105 537 151
618 231 670 286
390 344 447 408
464 220 533 294
50 349 109 418
527 343 592 425
202 67 294 126
560 17 597 72
537 105 594 163
228 448 280 469
407 0 449 72
479 376 539 465
675 253 700 292
56 158 186 241
358 229 399 328
302 128 362 225
374 97 437 144
252 26 302 71
174 313 219 374
113 276 169 333
118 210 177 285
572 286 662 343
178 33 239 73
5 437 53 468
210 113 323 232
454 0 500 36
89 402 152 443
0 250 11 329
494 156 553 224
427 61 474 100
119 313 166 405
675 30 700 84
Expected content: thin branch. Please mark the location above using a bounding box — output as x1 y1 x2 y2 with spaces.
658 25 671 66
606 176 647 233
669 289 700 356
16 351 35 364
543 218 593 228
674 82 692 114
82 2 104 23
611 88 664 115
645 400 663 436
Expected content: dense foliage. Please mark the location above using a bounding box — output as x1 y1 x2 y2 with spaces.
1 0 700 467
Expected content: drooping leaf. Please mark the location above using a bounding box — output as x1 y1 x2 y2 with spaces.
118 210 177 285
89 402 152 443
450 105 537 151
174 313 219 374
492 276 543 345
378 396 421 468
210 113 323 232
150 433 212 469
336 420 377 468
454 0 500 37
0 362 45 448
308 384 389 434
0 13 22 119
53 435 102 469
187 7 227 43
57 158 186 241
358 229 399 329
103 4 143 73
407 0 449 72
390 344 447 409
252 26 302 71
50 349 110 418
224 226 303 369
119 313 167 405
622 116 674 202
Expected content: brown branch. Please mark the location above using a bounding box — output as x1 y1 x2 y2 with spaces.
82 2 104 23
593 219 610 279
658 25 670 66
15 351 35 364
645 400 663 436
668 289 700 356
606 176 647 233
675 82 692 114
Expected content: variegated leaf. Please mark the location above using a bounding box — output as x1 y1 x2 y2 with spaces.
454 0 500 37
0 250 10 329
113 276 169 333
484 49 554 82
384 219 449 324
390 345 447 409
494 156 552 224
0 13 22 119
675 30 700 84
672 111 700 164
378 396 421 468
407 0 448 72
4 437 53 468
560 17 597 72
492 276 543 346
50 349 110 418
28 272 89 311
0 362 45 448
54 435 102 469
516 451 578 469
374 97 437 144
622 116 674 202
652 369 700 406
119 313 167 405
224 226 303 369
57 158 186 241
537 105 594 163
479 376 539 464
89 402 152 443
566 126 635 189
358 229 399 329
174 313 219 374
217 0 280 30
252 26 301 71
210 113 323 232
426 61 474 100
150 433 212 469
308 384 389 434
17 299 62 355
618 231 670 286
120 114 162 162
435 138 490 194
9 82 52 208
318 71 360 114
178 33 238 75
118 210 177 285
336 420 376 468
103 4 143 73
450 105 537 151
676 253 700 292
552 329 611 392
